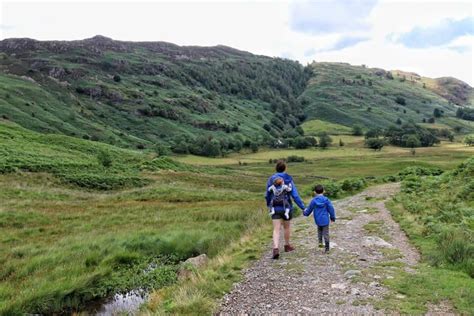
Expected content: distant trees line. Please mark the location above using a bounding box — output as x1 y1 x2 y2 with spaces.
360 122 449 151
167 130 334 157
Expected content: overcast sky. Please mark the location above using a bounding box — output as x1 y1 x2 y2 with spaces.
1 0 473 85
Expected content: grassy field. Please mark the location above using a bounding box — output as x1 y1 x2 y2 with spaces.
301 119 352 135
1 120 473 314
0 121 272 314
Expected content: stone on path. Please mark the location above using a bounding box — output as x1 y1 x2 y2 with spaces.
363 236 393 248
344 270 362 279
331 283 347 290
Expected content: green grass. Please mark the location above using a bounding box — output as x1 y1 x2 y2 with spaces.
382 158 474 313
377 265 474 314
0 121 270 314
1 118 473 314
301 119 352 135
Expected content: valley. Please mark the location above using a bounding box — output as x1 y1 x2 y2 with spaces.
0 36 473 314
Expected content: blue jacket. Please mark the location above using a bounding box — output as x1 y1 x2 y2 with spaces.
303 195 336 226
265 173 305 212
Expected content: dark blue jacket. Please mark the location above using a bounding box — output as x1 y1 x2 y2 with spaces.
265 173 305 212
303 195 336 226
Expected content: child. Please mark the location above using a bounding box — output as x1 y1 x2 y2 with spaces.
267 177 292 219
303 184 336 253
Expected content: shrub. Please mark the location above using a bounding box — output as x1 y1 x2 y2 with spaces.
113 75 121 82
58 172 149 190
318 133 332 149
464 135 474 146
287 155 305 163
365 138 384 151
395 96 406 105
97 151 112 168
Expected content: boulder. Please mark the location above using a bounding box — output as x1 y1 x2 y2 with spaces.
178 254 208 280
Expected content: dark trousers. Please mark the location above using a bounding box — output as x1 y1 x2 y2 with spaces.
317 225 329 249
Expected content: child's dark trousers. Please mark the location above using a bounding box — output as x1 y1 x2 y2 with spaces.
317 225 330 250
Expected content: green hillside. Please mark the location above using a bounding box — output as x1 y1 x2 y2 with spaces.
0 37 473 153
0 36 309 152
300 62 474 133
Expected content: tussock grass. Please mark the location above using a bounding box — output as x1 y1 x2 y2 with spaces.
383 157 474 313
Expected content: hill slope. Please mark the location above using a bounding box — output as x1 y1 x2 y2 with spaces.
0 37 472 150
300 62 473 132
0 36 309 150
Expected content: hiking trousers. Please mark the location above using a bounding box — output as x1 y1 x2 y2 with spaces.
317 225 329 249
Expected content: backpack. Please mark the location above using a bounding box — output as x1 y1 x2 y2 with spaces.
268 177 292 208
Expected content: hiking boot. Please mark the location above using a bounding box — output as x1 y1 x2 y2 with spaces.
272 248 280 259
284 244 295 252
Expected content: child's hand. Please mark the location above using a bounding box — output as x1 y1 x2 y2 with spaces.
330 219 335 223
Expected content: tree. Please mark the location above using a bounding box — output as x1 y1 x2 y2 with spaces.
365 128 381 139
319 133 333 149
403 134 421 148
433 108 442 118
352 125 364 136
202 139 222 157
172 141 189 154
396 118 402 125
155 144 170 156
250 142 259 153
365 138 384 151
339 138 344 146
464 135 474 146
113 75 121 82
427 117 435 123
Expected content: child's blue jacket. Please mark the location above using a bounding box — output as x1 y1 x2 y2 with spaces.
265 172 305 212
303 195 336 226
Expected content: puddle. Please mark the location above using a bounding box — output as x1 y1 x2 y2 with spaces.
88 263 157 315
93 290 148 316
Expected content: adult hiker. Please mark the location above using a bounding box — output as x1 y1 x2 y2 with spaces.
265 160 305 259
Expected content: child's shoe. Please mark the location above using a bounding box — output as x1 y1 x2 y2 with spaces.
284 208 290 219
318 243 324 248
269 207 275 216
325 242 330 253
272 248 279 259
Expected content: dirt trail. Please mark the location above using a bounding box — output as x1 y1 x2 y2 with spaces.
218 183 448 314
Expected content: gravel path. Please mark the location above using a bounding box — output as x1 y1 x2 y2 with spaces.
218 183 452 314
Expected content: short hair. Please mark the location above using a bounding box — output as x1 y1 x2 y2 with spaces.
314 184 324 194
275 160 287 173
